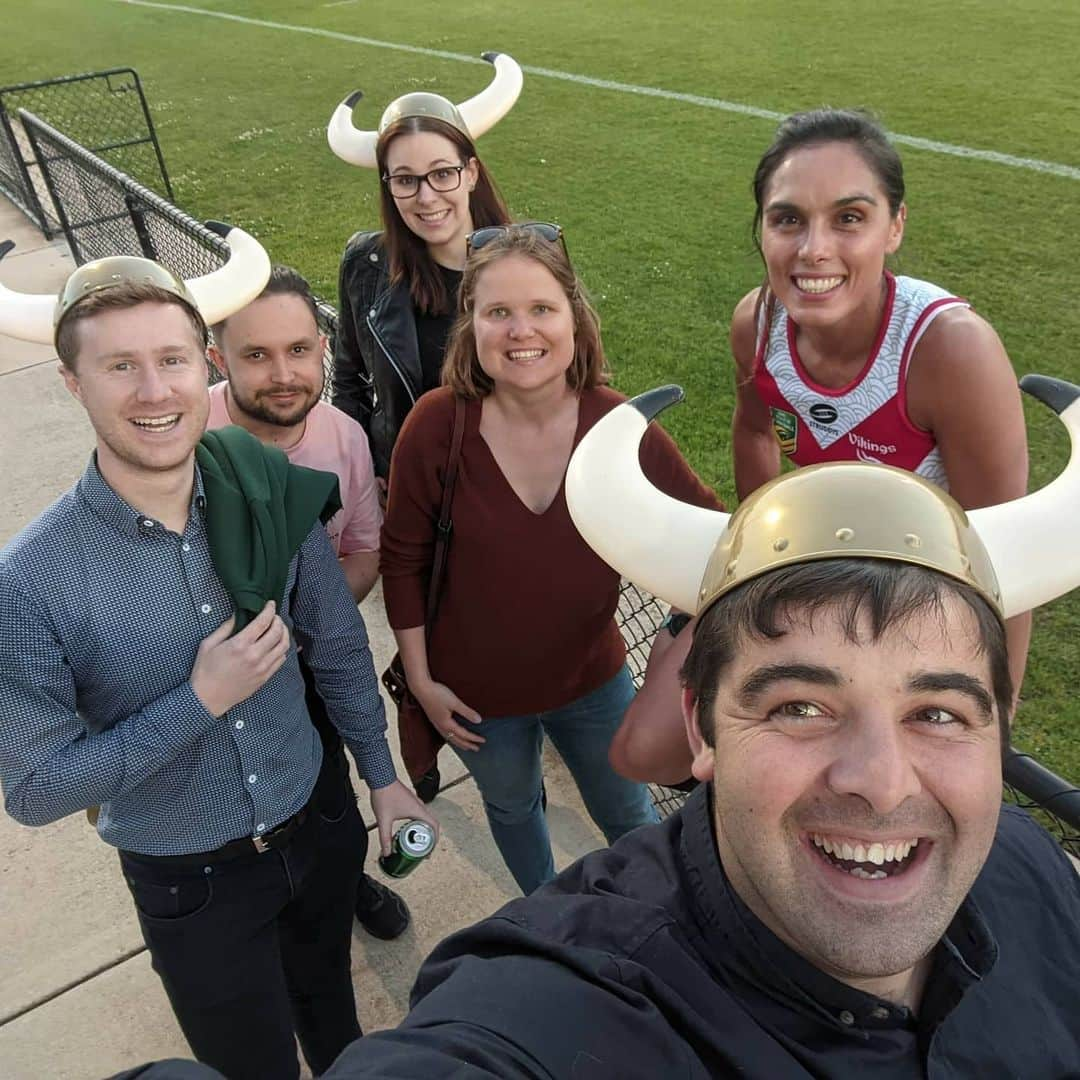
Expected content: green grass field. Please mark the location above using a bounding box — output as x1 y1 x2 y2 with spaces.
4 0 1079 780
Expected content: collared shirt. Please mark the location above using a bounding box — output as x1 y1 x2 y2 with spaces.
323 786 1080 1078
0 458 395 856
206 382 382 555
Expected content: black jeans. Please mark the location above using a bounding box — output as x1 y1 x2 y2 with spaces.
119 749 367 1080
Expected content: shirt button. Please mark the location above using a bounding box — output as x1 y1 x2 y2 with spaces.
235 720 244 730
369 308 376 317
200 603 211 614
248 774 257 784
838 1010 855 1026
256 823 266 833
368 253 377 263
182 542 190 552
142 519 154 528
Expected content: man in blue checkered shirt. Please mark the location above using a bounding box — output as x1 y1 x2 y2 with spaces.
0 256 437 1080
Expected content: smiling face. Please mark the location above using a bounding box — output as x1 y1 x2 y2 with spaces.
212 292 325 431
471 253 577 396
684 594 1002 998
61 300 209 480
383 129 478 255
760 141 906 330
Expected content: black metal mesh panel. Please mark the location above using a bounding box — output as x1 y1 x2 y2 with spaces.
615 582 692 817
19 109 1079 855
0 68 172 236
20 110 336 398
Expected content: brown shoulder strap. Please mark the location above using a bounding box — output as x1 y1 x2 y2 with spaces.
423 397 466 634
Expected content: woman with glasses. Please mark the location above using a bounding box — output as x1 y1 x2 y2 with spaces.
379 224 721 895
327 59 519 801
327 56 520 486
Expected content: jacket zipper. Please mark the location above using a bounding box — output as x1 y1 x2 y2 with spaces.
367 312 417 406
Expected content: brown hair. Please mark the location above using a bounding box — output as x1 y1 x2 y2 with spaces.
376 116 511 315
441 225 611 400
211 263 318 348
681 559 1012 750
56 282 208 369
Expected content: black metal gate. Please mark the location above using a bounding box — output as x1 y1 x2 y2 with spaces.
0 68 173 237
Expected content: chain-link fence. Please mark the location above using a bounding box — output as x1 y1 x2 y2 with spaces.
16 110 1080 851
1 69 172 238
19 108 337 392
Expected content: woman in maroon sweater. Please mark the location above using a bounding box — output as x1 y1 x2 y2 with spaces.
381 224 720 894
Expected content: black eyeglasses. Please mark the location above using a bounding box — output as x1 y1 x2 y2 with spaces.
381 165 466 199
466 221 567 258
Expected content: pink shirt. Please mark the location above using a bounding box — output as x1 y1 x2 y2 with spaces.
207 381 381 554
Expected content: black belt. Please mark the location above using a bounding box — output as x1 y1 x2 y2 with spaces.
120 804 311 867
223 804 310 858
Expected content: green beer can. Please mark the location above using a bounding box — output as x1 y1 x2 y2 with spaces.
379 819 436 878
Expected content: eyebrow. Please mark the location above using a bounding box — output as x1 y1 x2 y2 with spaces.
907 672 994 722
764 193 879 214
389 158 455 174
97 345 192 361
737 663 842 707
240 336 317 352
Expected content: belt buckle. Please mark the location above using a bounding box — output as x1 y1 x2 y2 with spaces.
253 834 271 853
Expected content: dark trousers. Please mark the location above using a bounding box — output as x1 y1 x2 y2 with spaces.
119 748 367 1080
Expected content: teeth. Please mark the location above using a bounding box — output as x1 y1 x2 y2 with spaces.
795 276 844 293
132 415 179 428
508 349 544 360
850 866 888 880
812 834 919 865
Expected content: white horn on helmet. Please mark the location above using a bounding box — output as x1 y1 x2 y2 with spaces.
458 52 524 139
0 223 271 348
0 240 55 345
327 52 523 169
565 385 730 614
327 90 377 168
185 221 272 326
970 374 1080 618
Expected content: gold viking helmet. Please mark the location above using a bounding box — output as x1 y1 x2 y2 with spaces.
565 379 1080 621
327 52 524 169
0 221 272 349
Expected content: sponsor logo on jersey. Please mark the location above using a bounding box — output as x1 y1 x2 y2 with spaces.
808 402 839 426
855 448 883 464
848 432 897 457
770 407 798 455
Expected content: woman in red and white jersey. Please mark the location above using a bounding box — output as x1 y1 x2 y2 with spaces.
731 108 1026 505
611 110 1029 786
729 108 1029 685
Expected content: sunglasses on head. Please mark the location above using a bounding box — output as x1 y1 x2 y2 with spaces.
466 221 567 258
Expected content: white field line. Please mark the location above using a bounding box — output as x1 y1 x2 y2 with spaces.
115 0 1080 182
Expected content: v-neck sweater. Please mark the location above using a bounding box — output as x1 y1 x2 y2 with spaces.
381 386 721 716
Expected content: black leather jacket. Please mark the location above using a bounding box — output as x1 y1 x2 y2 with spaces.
332 230 424 478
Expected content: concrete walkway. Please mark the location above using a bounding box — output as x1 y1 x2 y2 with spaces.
0 198 612 1078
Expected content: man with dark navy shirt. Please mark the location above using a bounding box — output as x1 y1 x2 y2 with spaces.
313 389 1080 1078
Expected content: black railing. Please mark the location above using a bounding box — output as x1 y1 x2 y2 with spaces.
0 68 172 237
18 108 337 391
13 112 1079 856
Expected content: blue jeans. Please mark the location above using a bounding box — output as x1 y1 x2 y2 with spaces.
451 666 659 894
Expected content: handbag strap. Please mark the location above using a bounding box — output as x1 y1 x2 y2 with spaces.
423 396 466 636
